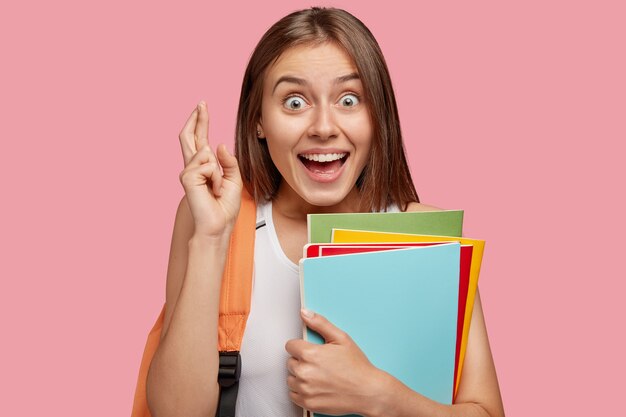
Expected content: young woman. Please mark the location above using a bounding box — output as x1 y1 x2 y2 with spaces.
146 7 504 417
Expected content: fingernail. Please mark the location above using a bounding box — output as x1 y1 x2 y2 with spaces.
301 309 315 319
197 101 205 110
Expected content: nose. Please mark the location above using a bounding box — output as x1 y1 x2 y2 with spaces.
307 104 339 140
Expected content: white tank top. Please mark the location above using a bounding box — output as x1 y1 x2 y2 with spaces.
235 200 400 417
236 200 302 417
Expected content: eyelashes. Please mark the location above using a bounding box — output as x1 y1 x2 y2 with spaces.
283 95 307 110
338 93 360 107
281 92 362 111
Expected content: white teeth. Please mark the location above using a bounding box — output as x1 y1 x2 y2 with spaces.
300 153 347 162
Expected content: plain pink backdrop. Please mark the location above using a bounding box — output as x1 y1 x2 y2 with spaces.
1 0 624 415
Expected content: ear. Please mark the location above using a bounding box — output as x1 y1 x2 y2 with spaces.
256 121 265 140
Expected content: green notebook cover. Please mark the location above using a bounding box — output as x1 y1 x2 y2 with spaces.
307 210 464 243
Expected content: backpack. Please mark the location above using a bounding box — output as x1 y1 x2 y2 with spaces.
131 189 256 417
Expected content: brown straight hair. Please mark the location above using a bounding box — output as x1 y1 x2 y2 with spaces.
235 7 419 212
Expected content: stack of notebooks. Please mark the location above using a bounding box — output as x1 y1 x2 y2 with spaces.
300 210 484 417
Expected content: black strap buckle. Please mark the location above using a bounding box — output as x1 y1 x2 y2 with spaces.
218 351 241 388
216 352 241 417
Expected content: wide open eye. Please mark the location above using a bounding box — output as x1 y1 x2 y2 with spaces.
283 96 307 111
338 93 360 107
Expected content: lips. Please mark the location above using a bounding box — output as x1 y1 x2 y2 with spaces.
298 151 349 182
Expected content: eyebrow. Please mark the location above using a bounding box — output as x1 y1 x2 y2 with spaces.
272 73 360 94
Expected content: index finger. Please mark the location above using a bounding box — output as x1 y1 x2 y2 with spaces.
285 338 311 359
179 107 199 165
195 101 209 149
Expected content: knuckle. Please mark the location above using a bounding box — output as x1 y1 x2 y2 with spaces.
300 346 316 362
179 167 202 184
205 162 218 173
291 340 305 354
288 390 299 403
179 172 194 187
287 374 296 386
178 131 190 141
299 382 311 397
301 396 318 410
297 363 313 381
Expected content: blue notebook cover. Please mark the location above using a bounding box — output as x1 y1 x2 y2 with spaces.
299 243 460 416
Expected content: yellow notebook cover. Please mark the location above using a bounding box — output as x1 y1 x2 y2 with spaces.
331 229 485 395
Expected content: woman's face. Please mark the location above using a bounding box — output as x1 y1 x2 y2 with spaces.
258 42 373 209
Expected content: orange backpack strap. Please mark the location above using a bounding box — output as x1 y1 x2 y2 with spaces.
131 306 165 417
218 188 256 351
216 188 256 416
131 189 256 417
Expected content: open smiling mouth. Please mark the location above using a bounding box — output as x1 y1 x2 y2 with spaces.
298 152 349 176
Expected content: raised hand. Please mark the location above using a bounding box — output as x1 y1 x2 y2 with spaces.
285 310 388 416
178 101 243 238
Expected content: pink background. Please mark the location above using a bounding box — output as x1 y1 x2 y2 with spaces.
1 0 624 415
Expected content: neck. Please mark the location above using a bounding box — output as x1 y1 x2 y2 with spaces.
273 182 363 221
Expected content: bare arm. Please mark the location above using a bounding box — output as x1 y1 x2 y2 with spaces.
145 196 229 417
145 102 243 417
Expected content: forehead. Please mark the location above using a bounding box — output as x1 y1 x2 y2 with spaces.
264 42 358 86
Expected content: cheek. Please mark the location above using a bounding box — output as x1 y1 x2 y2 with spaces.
350 123 373 169
263 108 296 139
341 109 372 136
345 118 373 150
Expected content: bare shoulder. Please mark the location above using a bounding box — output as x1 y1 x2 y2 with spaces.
403 201 443 212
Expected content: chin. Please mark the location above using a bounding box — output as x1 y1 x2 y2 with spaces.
297 186 356 209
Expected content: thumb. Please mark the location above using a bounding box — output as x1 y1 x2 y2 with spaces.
301 309 349 345
216 144 241 183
